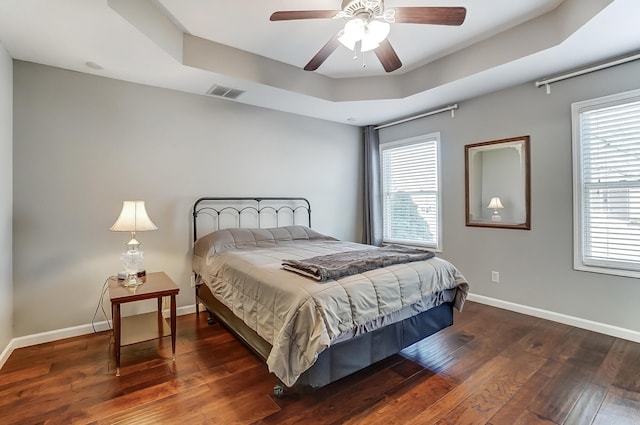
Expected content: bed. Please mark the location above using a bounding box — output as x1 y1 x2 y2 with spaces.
191 197 469 395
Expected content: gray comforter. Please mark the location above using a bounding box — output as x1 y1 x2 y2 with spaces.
193 226 469 386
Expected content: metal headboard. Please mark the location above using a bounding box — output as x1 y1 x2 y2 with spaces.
192 197 312 242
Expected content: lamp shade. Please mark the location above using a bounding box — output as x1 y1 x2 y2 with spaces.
110 201 158 238
487 197 504 210
110 201 156 286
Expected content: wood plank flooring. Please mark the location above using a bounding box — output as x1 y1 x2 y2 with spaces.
2 301 640 424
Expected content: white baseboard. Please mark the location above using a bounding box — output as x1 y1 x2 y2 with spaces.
4 298 639 370
467 293 640 343
0 339 14 371
0 304 198 370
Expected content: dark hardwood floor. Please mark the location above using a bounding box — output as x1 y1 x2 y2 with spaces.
2 301 640 424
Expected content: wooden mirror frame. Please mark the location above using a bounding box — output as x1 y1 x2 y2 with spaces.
465 136 531 230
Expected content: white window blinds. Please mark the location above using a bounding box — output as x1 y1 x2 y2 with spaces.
573 89 640 276
380 134 441 249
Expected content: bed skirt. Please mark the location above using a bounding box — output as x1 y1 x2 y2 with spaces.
295 300 454 388
196 283 454 389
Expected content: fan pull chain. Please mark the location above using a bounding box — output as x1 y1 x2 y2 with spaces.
362 54 366 68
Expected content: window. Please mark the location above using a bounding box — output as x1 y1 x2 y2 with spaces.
380 133 441 250
572 88 640 277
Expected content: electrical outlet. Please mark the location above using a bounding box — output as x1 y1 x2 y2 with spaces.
491 271 500 283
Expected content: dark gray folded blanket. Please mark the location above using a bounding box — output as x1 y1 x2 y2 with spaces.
282 245 435 281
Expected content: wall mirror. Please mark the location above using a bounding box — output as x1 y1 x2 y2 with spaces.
465 136 530 229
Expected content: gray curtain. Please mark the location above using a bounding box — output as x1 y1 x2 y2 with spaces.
364 125 383 246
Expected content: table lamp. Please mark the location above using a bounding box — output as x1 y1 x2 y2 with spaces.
110 200 157 287
487 197 504 222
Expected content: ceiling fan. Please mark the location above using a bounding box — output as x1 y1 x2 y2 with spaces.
270 0 467 73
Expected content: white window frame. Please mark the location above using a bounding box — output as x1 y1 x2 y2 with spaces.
380 133 442 251
572 88 640 278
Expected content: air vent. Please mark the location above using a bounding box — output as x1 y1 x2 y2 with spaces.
205 84 245 100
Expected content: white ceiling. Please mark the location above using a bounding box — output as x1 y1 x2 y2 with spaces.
0 0 638 126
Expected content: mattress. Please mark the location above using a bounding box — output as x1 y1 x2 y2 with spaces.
193 225 469 386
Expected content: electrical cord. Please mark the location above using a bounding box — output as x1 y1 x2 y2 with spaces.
92 275 117 335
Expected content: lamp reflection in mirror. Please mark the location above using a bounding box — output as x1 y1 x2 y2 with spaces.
487 197 504 222
110 201 157 287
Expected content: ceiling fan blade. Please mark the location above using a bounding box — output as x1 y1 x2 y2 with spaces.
270 10 340 21
374 39 402 73
304 34 341 71
394 7 467 26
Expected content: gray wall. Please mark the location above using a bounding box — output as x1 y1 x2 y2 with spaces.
12 61 363 337
0 44 13 353
10 56 640 341
380 59 640 333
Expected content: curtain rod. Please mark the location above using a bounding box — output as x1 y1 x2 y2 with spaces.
535 51 640 93
374 104 458 130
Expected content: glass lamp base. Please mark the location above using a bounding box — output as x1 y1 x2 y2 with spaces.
120 248 145 286
122 274 143 287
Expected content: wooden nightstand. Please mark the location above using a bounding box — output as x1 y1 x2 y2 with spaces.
109 271 180 376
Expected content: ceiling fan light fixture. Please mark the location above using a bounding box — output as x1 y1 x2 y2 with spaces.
362 20 389 51
360 38 379 52
338 19 389 52
338 32 356 51
345 18 366 38
338 18 365 50
382 9 396 23
363 0 382 9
